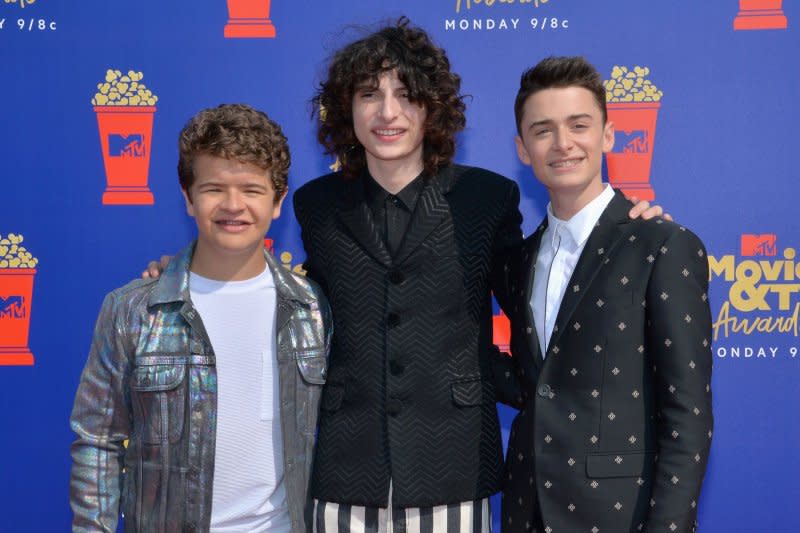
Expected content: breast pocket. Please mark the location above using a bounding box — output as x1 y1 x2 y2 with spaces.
131 358 187 444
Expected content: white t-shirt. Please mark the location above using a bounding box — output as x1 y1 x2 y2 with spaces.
190 265 291 533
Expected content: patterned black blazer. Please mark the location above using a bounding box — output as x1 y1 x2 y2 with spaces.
293 165 522 507
498 190 713 533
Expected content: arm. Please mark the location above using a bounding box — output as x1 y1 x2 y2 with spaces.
489 181 525 408
292 188 327 293
643 227 713 532
70 293 133 532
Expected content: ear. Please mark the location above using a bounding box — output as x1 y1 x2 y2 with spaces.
181 188 195 217
602 120 615 153
515 135 532 166
271 190 287 220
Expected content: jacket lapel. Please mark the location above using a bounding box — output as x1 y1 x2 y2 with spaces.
546 191 633 352
393 167 456 265
522 219 547 368
336 175 393 268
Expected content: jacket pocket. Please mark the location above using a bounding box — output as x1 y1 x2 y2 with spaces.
320 383 344 412
451 377 492 407
131 361 187 444
585 451 656 478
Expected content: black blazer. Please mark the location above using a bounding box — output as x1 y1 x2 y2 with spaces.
498 191 713 533
293 165 522 507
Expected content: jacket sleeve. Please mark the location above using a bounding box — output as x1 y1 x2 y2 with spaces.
70 292 133 532
489 180 525 409
643 227 713 533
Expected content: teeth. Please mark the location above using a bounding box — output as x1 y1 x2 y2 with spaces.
551 159 582 168
375 129 402 136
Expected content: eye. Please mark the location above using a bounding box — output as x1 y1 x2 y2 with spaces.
533 128 550 137
573 123 588 130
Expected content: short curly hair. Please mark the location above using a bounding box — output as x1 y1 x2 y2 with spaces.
178 103 290 202
312 17 466 178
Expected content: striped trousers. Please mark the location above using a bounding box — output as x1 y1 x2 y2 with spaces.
313 498 491 533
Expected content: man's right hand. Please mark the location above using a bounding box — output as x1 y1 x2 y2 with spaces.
142 255 172 279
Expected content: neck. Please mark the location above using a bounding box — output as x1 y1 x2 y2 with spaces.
548 178 605 221
190 242 267 281
365 156 424 195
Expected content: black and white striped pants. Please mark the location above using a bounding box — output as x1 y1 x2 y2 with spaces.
313 498 491 533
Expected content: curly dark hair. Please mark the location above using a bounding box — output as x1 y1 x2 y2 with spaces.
178 103 290 202
514 56 608 134
312 17 466 178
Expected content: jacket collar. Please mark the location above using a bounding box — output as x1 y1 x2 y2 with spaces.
336 165 459 267
148 241 316 308
545 189 633 353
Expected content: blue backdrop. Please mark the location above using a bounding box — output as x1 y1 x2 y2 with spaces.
2 1 798 531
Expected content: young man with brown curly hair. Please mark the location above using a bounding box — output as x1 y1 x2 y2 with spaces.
293 18 663 533
70 104 331 532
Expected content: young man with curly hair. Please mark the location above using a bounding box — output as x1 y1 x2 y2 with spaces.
294 19 662 533
70 104 332 532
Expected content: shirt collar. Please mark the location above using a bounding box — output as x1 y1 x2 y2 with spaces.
363 170 426 212
546 184 615 248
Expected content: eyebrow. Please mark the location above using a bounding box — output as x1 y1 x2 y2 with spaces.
527 113 594 130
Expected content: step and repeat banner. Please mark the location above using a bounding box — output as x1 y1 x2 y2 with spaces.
2 1 798 531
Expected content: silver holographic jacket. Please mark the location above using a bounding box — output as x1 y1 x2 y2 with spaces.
70 243 331 532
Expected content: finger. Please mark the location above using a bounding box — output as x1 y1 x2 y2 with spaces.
640 205 663 220
663 212 673 222
159 255 171 268
628 200 651 218
141 270 151 280
147 261 162 279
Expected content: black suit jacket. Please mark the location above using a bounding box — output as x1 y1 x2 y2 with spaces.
293 165 522 507
498 191 713 533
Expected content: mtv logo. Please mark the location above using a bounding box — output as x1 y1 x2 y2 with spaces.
612 130 649 154
108 134 146 158
740 234 777 256
0 295 25 319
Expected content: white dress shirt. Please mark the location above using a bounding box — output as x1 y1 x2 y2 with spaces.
530 185 615 357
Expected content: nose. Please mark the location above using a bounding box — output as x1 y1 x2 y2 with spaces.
554 127 573 152
220 189 244 211
379 93 401 121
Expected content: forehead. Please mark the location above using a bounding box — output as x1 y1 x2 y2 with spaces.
521 86 603 122
192 154 270 183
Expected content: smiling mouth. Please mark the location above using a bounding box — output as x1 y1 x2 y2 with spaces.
374 128 405 138
215 220 250 227
549 157 584 169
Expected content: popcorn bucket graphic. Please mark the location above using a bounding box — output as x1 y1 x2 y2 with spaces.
225 0 276 38
606 102 660 201
734 0 787 30
0 269 36 366
493 311 511 354
94 106 156 205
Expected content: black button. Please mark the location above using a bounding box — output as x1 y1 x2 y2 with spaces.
388 270 405 284
389 360 405 375
387 312 401 328
387 398 403 416
537 384 552 398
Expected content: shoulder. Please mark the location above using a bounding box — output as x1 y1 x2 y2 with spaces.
449 164 517 190
96 277 158 324
634 216 706 247
293 171 344 206
285 269 331 317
